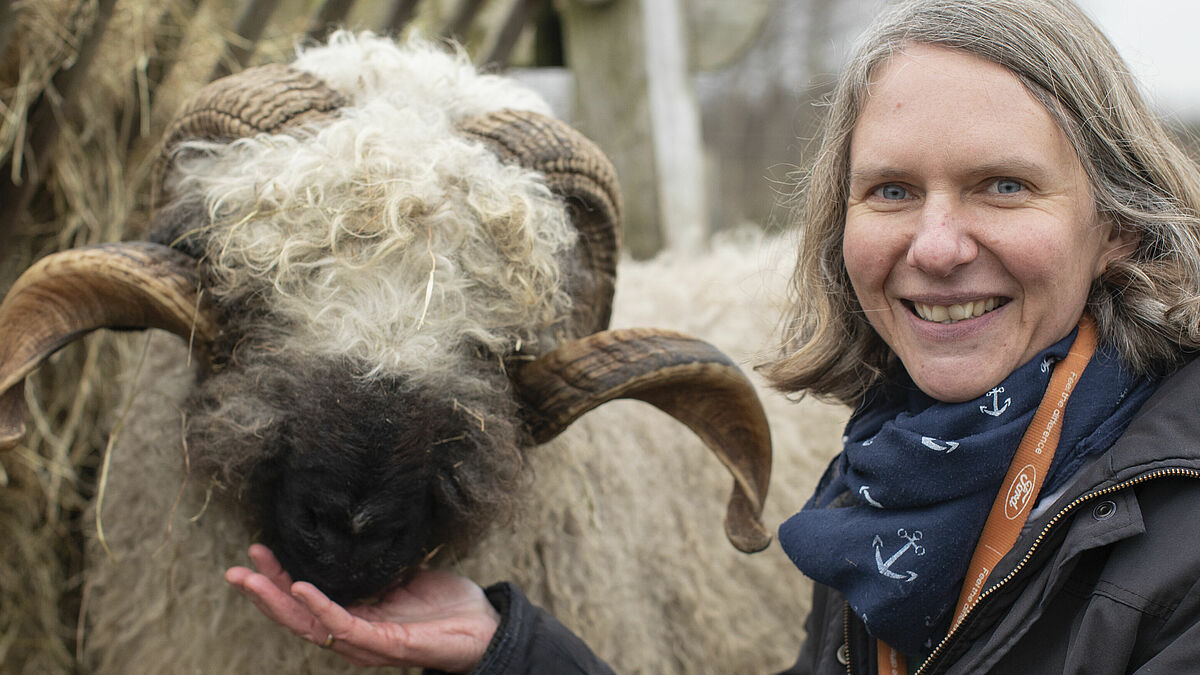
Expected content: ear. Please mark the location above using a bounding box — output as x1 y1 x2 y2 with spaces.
1094 218 1140 277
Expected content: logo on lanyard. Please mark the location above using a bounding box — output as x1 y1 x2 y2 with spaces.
1004 464 1038 520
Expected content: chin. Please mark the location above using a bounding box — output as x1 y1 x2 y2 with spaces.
908 369 1005 403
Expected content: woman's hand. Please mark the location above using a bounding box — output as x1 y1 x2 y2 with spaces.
225 544 499 673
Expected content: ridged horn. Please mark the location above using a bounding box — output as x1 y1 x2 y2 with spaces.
514 328 772 553
458 109 621 338
155 63 348 198
0 243 219 451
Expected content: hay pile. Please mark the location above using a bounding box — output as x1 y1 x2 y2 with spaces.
0 1 182 669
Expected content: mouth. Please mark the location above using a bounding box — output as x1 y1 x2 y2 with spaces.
909 297 1008 325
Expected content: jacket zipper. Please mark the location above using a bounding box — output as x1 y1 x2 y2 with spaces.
843 602 853 675
911 466 1200 675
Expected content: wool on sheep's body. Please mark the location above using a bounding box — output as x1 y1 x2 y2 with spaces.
80 233 848 674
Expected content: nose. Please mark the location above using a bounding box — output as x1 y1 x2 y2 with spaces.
905 199 978 277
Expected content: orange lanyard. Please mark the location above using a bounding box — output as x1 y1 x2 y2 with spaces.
877 315 1098 674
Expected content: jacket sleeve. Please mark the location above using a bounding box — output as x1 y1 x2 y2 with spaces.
425 582 616 675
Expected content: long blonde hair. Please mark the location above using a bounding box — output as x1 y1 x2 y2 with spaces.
763 0 1200 406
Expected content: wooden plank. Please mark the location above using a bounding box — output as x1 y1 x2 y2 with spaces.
640 0 704 255
0 0 17 64
441 0 488 39
559 0 705 258
383 0 421 34
307 0 359 43
209 0 284 81
481 0 544 68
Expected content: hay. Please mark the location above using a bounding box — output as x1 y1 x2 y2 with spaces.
0 1 271 671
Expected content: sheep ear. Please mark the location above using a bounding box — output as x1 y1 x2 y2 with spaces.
515 328 773 553
0 243 219 451
459 110 621 337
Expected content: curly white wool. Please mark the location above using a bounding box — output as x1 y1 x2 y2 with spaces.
168 34 573 382
293 32 553 121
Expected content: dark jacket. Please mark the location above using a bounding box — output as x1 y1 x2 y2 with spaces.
788 355 1200 674
451 357 1200 675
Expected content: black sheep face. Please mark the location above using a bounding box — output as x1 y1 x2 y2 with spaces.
188 355 524 604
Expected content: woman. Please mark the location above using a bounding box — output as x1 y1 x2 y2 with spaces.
226 0 1200 672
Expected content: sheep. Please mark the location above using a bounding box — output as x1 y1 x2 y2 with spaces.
63 232 844 675
0 34 847 673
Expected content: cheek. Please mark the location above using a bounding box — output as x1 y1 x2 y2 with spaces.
989 228 1096 298
842 219 897 303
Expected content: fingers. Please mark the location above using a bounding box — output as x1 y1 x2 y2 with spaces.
225 564 327 645
248 543 293 592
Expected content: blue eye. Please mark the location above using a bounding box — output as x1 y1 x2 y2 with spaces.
993 179 1024 194
876 184 909 200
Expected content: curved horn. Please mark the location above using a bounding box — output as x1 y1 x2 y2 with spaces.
514 328 772 553
0 242 219 451
162 63 347 150
459 110 621 337
155 63 348 200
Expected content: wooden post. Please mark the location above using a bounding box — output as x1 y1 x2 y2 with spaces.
558 0 706 258
0 0 17 64
384 0 421 34
481 0 545 68
210 0 284 81
307 0 360 44
640 0 704 255
441 0 489 39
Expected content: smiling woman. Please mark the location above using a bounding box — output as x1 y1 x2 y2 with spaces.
759 0 1200 672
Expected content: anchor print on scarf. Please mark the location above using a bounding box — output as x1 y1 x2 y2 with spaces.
859 485 884 508
873 528 925 582
920 436 959 453
980 386 1011 416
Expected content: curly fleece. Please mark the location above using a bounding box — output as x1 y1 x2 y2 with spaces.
165 32 575 385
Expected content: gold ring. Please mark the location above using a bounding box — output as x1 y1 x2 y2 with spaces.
320 633 335 649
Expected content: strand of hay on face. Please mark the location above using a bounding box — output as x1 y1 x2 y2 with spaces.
153 409 190 557
189 484 213 523
95 333 153 561
453 399 486 431
418 222 435 330
187 284 204 367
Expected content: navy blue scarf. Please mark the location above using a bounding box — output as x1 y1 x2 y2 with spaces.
779 328 1159 654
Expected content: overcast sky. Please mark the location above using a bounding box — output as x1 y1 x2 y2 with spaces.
1078 0 1200 121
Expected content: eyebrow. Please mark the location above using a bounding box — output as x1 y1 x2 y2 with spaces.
848 158 1053 186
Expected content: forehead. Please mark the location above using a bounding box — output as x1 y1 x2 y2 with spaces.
850 44 1078 176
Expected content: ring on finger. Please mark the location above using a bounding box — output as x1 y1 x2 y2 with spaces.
320 633 335 649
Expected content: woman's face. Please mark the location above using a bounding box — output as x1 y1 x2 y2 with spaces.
843 45 1134 402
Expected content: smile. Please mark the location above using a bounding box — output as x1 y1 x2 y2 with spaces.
912 297 1007 324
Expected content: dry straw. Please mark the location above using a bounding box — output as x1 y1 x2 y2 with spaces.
0 1 319 670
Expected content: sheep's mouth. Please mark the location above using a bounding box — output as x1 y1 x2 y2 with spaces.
909 297 1009 324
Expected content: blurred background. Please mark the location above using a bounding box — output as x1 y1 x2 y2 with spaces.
0 0 1195 670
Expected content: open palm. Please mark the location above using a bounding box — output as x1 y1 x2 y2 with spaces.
225 544 499 672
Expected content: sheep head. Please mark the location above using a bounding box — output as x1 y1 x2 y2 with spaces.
0 36 770 604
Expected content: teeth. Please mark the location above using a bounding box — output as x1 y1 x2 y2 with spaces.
914 298 1005 324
